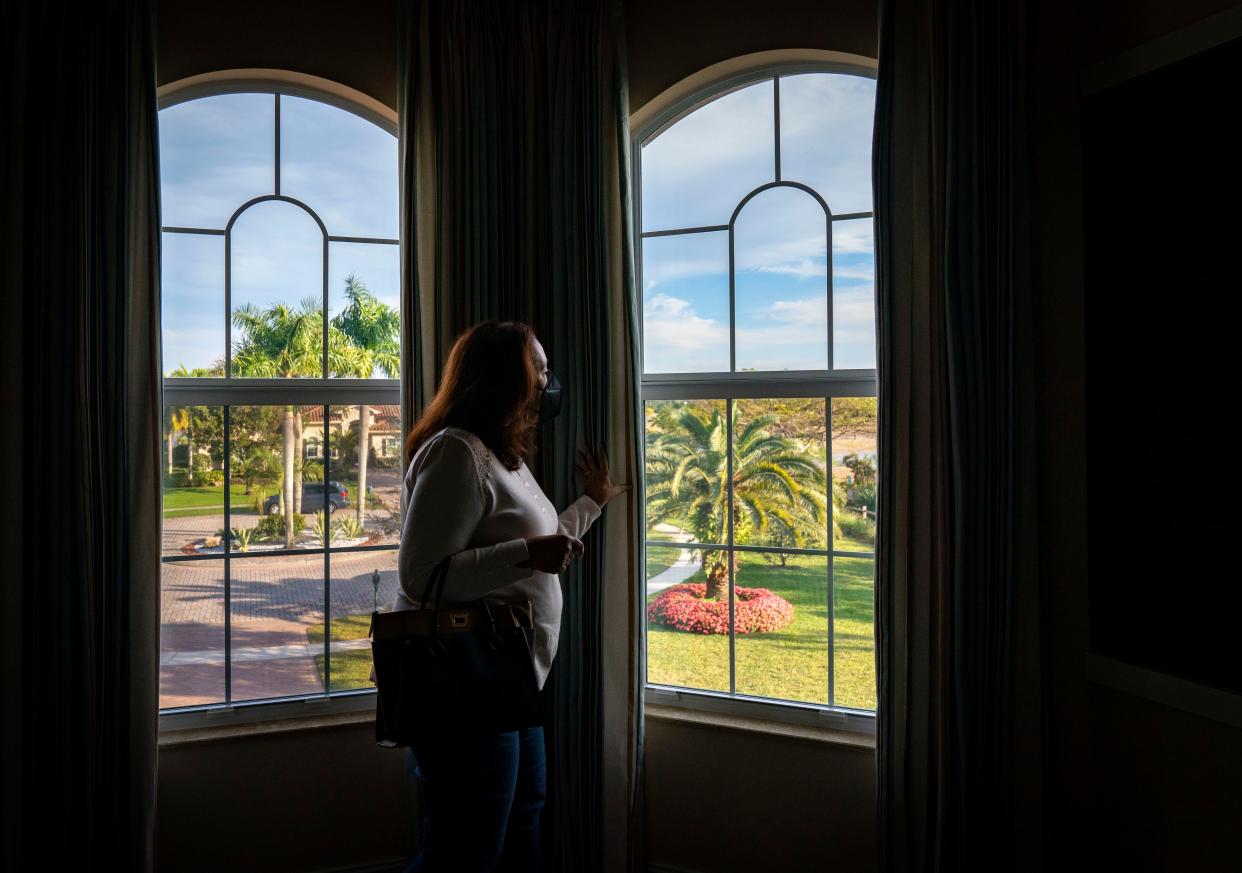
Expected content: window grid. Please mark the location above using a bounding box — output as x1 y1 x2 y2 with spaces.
160 89 399 715
636 70 878 716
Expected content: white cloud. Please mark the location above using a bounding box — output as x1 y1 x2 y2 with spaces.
758 258 826 279
644 254 728 290
640 285 877 368
832 221 875 255
767 298 829 325
642 293 729 372
641 81 775 230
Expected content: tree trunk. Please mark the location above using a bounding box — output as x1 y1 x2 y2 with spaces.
356 404 370 526
167 429 175 476
293 410 304 514
704 558 728 600
282 406 296 548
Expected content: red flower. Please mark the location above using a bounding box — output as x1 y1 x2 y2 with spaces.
647 584 795 635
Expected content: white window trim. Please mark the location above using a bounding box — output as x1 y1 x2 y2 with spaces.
631 52 879 734
156 74 399 735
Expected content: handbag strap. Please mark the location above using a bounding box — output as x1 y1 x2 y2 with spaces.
416 551 508 640
417 553 451 610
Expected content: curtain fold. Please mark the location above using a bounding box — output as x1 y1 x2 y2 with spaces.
1 1 162 870
397 2 645 870
873 0 1044 870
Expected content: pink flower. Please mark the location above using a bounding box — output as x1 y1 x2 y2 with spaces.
647 584 795 635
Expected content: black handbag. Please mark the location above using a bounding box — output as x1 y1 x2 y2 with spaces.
369 554 543 748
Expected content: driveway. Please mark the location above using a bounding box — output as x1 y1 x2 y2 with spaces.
159 548 400 708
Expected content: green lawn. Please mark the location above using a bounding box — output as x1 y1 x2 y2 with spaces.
307 614 376 692
646 545 876 710
161 477 389 519
315 652 375 692
161 484 256 518
307 614 371 644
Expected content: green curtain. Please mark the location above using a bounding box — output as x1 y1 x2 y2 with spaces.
398 1 645 869
1 1 162 869
872 0 1045 869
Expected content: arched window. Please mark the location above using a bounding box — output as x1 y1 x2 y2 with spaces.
637 67 878 719
158 81 400 719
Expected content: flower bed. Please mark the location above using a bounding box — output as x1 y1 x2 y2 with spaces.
647 583 794 635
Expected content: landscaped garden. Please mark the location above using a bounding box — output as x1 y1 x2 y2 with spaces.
644 543 876 710
641 396 878 710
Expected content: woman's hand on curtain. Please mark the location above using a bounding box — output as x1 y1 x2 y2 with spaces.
576 444 630 509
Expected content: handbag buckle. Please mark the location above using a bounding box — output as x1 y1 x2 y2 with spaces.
447 611 471 629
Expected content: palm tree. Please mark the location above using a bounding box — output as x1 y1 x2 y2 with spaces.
231 444 280 497
644 401 841 599
164 406 190 476
330 274 400 528
232 297 368 546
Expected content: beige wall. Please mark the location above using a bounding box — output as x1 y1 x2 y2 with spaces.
157 722 410 871
644 717 876 873
156 0 400 109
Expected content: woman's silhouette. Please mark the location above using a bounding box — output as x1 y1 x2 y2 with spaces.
394 320 627 872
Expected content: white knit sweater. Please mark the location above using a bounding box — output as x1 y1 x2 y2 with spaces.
393 426 601 689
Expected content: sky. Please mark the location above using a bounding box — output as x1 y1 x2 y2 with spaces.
640 73 877 374
159 93 399 376
158 74 876 378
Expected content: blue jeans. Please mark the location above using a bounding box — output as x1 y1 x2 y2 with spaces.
403 725 546 873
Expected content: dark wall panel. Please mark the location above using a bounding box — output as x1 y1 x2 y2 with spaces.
1082 36 1242 693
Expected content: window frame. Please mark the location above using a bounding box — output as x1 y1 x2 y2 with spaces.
632 61 878 734
157 77 400 733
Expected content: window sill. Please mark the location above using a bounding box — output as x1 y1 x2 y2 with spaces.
645 697 876 750
158 708 374 747
158 691 377 746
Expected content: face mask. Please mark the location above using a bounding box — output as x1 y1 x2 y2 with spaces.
539 371 563 422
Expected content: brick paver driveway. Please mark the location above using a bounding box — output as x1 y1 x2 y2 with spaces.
159 547 401 708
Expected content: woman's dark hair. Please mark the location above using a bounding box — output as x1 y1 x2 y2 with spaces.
405 320 540 470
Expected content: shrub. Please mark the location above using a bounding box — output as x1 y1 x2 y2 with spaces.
335 516 365 539
190 467 224 487
647 583 795 635
254 513 305 541
842 453 876 489
850 482 877 515
311 511 336 545
230 527 258 551
374 509 402 537
838 510 875 546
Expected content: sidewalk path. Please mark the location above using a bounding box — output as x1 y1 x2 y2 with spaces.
162 637 372 666
646 554 701 594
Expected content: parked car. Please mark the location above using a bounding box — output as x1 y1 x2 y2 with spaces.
262 481 350 515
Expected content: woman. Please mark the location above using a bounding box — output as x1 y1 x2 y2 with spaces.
395 320 627 873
